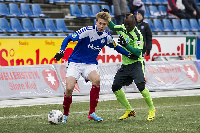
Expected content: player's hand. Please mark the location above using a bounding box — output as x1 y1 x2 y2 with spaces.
118 35 128 47
128 53 139 60
54 50 65 61
102 8 109 13
146 49 151 56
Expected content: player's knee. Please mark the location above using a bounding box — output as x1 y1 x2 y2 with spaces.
136 82 145 92
112 84 121 92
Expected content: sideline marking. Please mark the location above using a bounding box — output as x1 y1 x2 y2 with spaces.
1 104 200 119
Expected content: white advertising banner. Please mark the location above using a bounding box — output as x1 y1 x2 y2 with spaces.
0 65 64 99
145 60 200 90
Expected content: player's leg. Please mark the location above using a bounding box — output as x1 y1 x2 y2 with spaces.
62 63 80 123
84 64 102 121
134 61 156 121
112 65 136 120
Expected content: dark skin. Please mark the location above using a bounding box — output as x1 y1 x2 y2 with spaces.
124 16 136 32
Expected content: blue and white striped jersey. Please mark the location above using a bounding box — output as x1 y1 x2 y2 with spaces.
60 25 129 64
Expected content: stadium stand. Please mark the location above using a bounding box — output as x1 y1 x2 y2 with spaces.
10 34 19 36
57 33 67 36
34 33 44 36
0 0 198 36
46 33 55 36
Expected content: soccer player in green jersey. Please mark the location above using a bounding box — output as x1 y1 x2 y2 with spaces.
108 13 156 121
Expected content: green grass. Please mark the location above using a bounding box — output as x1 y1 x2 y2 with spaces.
0 96 200 133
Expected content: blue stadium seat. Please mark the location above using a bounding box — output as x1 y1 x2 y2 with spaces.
144 6 152 18
195 32 200 36
33 18 49 32
176 32 184 35
31 4 49 18
181 19 191 31
154 0 163 4
9 3 26 17
44 18 61 32
4 0 15 2
53 0 66 3
15 0 26 2
46 33 55 36
34 34 44 36
158 5 167 17
91 4 100 16
185 32 194 35
144 0 155 4
144 19 155 31
20 3 38 17
10 34 19 36
81 4 95 17
23 34 32 36
70 4 86 17
10 18 28 32
101 5 114 17
162 19 174 31
57 33 66 36
0 34 8 36
166 32 175 35
55 19 74 32
149 5 161 18
127 6 130 13
0 3 15 17
94 0 105 4
172 19 182 31
0 18 15 32
157 32 165 35
153 19 164 31
162 0 168 4
189 19 200 31
21 18 38 32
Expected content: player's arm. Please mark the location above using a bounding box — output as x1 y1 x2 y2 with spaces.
54 33 79 61
118 35 141 57
107 36 138 60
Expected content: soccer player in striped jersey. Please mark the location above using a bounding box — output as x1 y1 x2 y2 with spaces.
54 11 137 123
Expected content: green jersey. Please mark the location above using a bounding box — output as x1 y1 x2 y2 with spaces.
109 23 144 65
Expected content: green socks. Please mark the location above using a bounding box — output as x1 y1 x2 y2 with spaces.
114 89 133 111
141 88 155 110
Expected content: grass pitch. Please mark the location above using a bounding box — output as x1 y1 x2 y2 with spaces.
0 96 200 133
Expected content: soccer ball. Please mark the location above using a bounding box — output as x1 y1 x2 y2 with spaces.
48 110 63 124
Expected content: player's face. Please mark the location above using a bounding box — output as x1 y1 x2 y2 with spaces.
96 18 108 32
136 13 143 22
124 17 135 32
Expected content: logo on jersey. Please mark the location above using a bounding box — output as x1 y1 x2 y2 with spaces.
141 26 144 29
125 38 129 43
101 39 105 44
136 41 142 46
72 33 77 38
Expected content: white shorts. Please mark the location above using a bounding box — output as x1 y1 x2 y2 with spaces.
66 62 98 81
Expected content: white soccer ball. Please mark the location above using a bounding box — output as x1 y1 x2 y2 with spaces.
48 110 63 124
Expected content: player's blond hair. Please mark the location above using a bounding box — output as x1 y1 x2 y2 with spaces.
96 12 111 23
